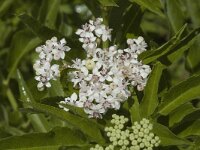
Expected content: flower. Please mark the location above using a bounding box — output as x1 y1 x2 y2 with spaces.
59 18 151 118
76 18 112 52
33 37 71 91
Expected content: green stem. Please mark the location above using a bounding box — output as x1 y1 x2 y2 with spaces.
6 88 18 111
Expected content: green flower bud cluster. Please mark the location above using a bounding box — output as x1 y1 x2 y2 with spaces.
104 114 129 150
129 118 161 150
90 144 104 150
90 115 161 150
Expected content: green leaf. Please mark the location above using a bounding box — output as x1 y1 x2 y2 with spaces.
120 4 143 43
19 14 62 41
186 0 200 27
18 14 83 64
158 74 200 115
166 27 200 64
140 25 200 65
40 96 88 118
140 62 164 117
83 0 101 17
98 0 118 7
169 103 199 127
38 0 61 28
165 0 185 32
17 70 51 132
59 103 88 119
108 0 130 31
18 14 80 48
0 0 14 17
24 101 105 144
0 127 88 150
186 36 200 72
49 80 65 97
153 123 192 146
7 30 41 82
130 0 164 17
186 1 200 72
179 110 200 127
129 95 141 122
179 119 200 138
139 24 187 62
60 68 79 97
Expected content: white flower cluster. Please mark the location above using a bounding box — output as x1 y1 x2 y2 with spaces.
60 18 151 118
90 114 161 150
76 18 112 52
33 37 71 91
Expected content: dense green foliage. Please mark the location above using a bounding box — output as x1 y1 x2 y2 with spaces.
0 0 200 149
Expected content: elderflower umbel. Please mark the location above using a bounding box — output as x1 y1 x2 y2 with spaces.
90 114 161 150
33 37 71 91
59 18 151 118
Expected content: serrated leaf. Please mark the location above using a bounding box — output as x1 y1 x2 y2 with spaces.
140 62 164 117
0 127 88 150
17 70 51 132
130 0 164 17
169 103 199 127
153 123 192 146
179 119 200 138
158 74 200 115
98 0 118 7
24 101 105 144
